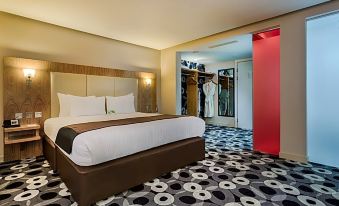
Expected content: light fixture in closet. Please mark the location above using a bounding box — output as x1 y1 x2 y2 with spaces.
193 57 208 62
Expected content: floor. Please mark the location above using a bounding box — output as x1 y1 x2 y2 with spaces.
0 125 338 206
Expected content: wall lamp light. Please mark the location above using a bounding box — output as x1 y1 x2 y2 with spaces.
144 78 152 87
23 68 36 86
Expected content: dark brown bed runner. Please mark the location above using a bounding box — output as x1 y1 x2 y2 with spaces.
55 114 181 154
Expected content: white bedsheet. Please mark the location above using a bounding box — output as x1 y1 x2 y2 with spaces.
44 113 205 166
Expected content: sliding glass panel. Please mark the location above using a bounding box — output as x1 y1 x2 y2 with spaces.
307 12 339 168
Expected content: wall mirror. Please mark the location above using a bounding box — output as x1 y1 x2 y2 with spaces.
218 68 235 117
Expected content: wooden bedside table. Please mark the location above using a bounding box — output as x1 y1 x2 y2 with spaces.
4 124 43 161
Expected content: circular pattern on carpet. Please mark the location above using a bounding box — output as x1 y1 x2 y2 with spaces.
0 125 337 205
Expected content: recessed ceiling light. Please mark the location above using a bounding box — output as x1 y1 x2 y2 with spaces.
209 40 238 49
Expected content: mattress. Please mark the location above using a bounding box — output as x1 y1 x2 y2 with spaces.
44 112 205 166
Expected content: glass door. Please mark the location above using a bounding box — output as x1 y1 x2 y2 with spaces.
307 12 339 168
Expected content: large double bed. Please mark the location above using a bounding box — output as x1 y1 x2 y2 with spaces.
43 112 205 206
2 58 206 206
40 71 206 206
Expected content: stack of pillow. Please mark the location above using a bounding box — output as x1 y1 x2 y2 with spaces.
57 93 135 117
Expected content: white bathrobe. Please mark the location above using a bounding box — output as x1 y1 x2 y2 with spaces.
203 81 216 117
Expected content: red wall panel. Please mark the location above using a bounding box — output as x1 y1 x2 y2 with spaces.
253 29 280 155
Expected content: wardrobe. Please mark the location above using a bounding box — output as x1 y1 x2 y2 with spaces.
181 68 215 117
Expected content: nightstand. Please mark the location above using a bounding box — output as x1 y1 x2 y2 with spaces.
4 124 43 161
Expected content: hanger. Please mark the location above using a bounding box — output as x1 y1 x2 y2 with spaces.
211 80 218 85
205 77 217 85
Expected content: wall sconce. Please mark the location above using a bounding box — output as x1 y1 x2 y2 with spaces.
144 78 152 87
144 78 152 112
23 68 36 86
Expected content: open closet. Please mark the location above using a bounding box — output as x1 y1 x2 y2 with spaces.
181 62 215 117
180 35 253 127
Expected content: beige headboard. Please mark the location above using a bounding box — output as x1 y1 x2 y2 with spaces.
51 72 138 117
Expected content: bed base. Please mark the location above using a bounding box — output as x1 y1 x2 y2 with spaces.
43 135 57 171
43 136 205 206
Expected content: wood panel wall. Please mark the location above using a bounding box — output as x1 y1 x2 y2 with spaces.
4 58 51 126
3 57 157 127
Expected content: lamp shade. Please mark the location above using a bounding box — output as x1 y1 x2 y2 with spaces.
23 68 36 78
145 78 152 86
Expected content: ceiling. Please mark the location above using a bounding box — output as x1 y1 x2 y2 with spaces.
0 0 329 49
181 35 252 64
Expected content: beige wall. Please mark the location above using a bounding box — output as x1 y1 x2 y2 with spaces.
161 1 339 162
0 12 160 161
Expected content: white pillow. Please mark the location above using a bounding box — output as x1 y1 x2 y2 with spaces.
57 93 72 117
57 93 96 117
106 94 135 114
70 96 106 117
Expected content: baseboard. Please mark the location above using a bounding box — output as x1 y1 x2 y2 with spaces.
279 152 308 163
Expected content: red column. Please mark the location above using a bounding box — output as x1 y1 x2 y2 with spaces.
252 29 280 155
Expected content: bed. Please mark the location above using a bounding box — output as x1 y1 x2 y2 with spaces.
43 112 205 206
42 72 205 205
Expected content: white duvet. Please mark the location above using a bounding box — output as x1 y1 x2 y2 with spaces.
44 113 205 166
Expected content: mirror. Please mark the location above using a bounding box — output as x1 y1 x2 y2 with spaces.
218 68 235 117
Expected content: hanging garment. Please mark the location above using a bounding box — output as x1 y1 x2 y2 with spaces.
197 88 201 115
228 88 234 116
203 81 216 117
219 89 228 116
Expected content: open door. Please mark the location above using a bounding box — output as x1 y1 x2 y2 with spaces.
252 29 280 155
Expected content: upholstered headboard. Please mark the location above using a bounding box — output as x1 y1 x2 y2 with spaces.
3 57 156 126
51 72 138 117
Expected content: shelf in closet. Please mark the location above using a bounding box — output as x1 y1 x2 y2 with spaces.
181 68 215 77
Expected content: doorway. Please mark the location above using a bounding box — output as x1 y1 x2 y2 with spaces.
179 34 253 128
178 29 281 155
252 28 280 155
307 11 339 168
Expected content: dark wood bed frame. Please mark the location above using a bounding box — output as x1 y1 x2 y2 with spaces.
43 135 205 206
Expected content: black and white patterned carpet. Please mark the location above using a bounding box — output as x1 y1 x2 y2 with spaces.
1 125 339 206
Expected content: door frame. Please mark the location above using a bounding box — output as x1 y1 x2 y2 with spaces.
235 58 253 128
